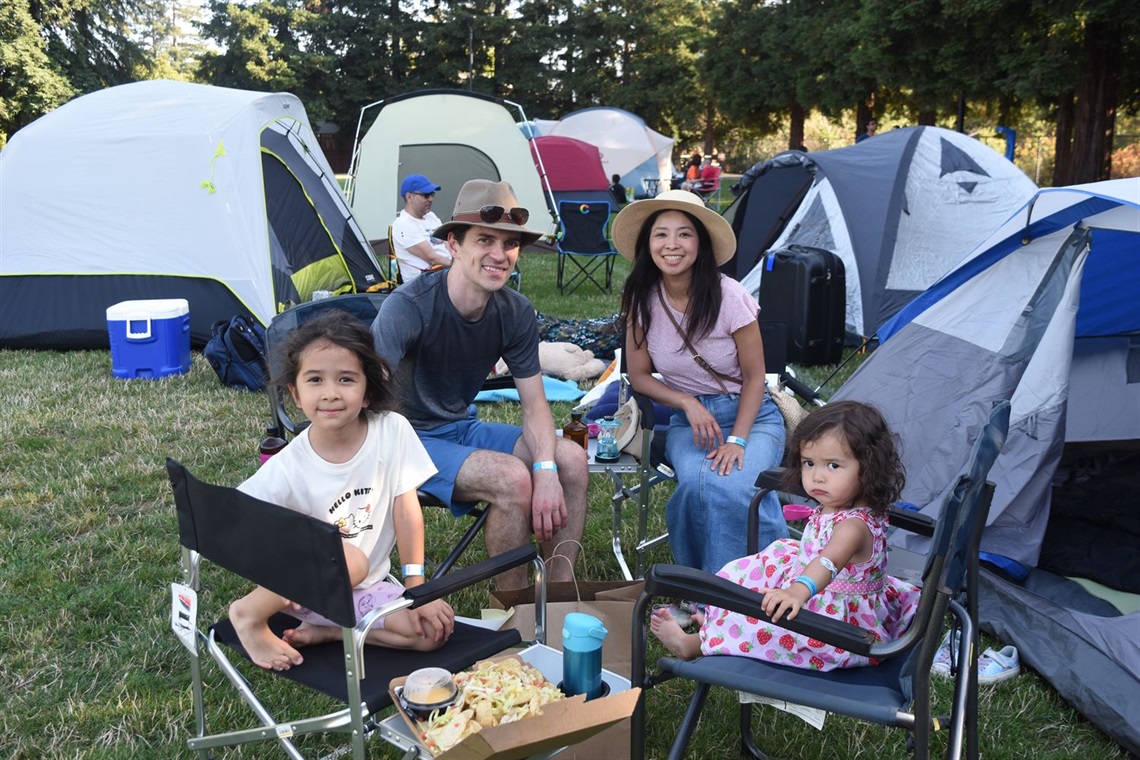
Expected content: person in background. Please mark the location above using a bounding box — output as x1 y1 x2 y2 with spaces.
391 173 452 282
610 174 629 205
680 153 702 191
615 190 788 576
372 179 589 591
856 119 878 143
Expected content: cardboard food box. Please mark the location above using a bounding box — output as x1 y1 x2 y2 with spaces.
388 644 639 760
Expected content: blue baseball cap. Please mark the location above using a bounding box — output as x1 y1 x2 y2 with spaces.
401 174 441 196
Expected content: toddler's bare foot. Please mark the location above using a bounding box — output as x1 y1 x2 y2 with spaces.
649 608 701 659
229 600 304 671
283 621 341 647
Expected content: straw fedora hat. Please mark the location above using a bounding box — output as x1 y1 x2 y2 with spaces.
611 189 737 265
433 179 545 247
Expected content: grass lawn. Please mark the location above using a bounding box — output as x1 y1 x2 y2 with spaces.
0 251 1127 758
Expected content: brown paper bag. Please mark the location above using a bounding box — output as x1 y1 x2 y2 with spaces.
489 580 642 760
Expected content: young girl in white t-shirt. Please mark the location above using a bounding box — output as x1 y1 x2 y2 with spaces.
231 310 453 671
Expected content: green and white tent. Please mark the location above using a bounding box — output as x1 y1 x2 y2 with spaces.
0 80 384 348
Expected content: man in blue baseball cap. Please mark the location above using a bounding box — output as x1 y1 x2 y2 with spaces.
391 173 452 282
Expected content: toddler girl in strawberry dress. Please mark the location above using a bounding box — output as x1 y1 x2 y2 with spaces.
651 400 920 671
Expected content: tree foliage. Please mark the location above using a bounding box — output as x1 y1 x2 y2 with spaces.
5 0 1138 183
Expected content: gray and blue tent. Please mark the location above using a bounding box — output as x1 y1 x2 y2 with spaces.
726 126 1037 338
834 178 1140 753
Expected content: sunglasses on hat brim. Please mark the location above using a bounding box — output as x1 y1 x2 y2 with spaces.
452 205 530 226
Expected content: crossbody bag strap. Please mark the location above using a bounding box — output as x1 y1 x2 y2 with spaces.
655 286 742 394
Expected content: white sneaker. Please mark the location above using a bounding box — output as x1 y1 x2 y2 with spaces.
930 628 960 677
977 646 1021 685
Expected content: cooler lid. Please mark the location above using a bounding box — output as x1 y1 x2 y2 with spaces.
106 298 189 320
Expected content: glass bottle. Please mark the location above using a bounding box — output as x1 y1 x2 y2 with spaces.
562 410 589 450
596 416 621 461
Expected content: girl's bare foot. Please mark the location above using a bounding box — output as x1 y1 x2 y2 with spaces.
649 608 702 659
283 621 341 647
229 601 304 671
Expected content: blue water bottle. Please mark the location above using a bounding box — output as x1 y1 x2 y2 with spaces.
562 612 608 699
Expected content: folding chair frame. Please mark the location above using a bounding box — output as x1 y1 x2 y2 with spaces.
168 458 545 759
629 400 1010 760
555 200 618 295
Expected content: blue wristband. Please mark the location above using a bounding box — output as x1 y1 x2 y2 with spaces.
532 460 558 473
402 563 425 578
726 435 748 448
794 574 818 597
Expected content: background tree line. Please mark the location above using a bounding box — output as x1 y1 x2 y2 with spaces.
2 0 1137 183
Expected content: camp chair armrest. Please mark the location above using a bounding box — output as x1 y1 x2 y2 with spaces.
888 507 935 537
754 467 789 491
644 564 874 656
404 545 539 606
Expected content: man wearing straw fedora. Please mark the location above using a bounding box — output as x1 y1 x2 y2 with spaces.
372 179 588 590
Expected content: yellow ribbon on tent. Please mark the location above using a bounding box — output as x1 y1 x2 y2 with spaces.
201 141 227 194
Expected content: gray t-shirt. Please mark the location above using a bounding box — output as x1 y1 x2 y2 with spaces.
372 270 541 429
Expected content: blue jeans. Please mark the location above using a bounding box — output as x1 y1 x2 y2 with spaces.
664 392 788 575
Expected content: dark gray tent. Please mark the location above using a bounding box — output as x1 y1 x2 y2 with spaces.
835 179 1140 754
724 127 1036 338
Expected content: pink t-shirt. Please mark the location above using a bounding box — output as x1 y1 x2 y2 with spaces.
640 276 760 396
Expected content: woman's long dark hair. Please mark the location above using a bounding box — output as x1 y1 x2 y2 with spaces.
619 209 723 348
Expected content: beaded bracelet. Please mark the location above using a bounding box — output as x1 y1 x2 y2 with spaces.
794 574 818 597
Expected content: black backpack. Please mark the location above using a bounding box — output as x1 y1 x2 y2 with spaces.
203 315 269 391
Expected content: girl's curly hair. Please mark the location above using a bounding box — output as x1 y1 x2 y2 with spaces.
781 400 905 514
273 310 396 416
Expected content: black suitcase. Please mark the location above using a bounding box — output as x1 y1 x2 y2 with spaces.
756 244 845 366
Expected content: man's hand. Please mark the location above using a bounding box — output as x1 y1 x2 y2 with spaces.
530 471 568 542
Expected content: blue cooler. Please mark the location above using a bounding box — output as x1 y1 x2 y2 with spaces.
106 299 191 379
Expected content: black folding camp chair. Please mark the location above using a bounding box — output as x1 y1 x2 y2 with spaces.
167 458 545 759
629 400 1010 760
263 293 514 578
608 320 824 580
556 200 618 295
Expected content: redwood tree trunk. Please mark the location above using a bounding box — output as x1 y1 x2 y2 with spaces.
1054 92 1075 186
789 101 805 150
1069 21 1119 182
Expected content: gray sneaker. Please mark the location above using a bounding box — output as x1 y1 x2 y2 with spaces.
977 646 1021 685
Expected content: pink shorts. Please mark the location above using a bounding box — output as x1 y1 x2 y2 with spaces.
289 580 405 629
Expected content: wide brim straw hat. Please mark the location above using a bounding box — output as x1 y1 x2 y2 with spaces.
433 179 546 247
611 189 737 265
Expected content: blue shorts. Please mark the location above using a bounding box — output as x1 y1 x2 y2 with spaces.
416 417 523 515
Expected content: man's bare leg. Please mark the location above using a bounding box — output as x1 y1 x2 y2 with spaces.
454 449 534 590
538 437 588 582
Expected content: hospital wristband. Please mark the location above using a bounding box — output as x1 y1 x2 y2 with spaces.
401 564 425 578
794 574 818 597
726 436 748 448
532 460 558 473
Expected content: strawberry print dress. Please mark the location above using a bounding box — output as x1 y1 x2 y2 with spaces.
698 506 920 671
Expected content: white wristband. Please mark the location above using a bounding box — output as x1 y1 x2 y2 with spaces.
532 460 558 472
726 435 748 448
401 563 425 578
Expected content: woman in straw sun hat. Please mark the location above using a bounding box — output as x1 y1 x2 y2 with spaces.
614 189 788 574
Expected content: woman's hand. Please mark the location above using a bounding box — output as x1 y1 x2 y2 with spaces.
682 396 722 452
706 439 746 475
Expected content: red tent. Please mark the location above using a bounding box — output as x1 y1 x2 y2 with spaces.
530 136 613 196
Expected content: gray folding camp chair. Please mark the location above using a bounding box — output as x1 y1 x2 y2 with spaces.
167 458 545 759
556 200 618 295
630 400 1010 760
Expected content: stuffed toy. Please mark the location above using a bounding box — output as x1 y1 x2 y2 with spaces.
537 341 607 382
